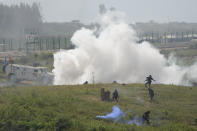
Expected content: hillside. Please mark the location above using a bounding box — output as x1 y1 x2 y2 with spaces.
0 84 196 131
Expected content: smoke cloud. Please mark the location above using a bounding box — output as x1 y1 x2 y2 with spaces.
96 106 125 121
96 106 144 126
53 10 197 85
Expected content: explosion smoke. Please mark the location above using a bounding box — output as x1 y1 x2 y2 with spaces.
96 106 125 121
96 106 143 126
53 10 197 85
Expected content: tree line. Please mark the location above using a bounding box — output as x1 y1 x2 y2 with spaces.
0 3 42 39
0 3 197 51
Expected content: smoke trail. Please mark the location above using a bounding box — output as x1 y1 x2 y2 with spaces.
53 10 197 85
127 116 144 126
96 106 143 126
96 106 125 121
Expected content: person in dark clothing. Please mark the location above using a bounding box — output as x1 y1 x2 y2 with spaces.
83 81 88 85
2 56 8 73
2 64 7 73
142 111 151 125
148 88 154 101
112 89 119 102
145 75 155 88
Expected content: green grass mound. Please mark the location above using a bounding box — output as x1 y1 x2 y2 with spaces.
0 84 196 131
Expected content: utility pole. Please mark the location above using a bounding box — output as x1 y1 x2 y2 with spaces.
92 72 95 86
58 37 61 50
53 37 55 50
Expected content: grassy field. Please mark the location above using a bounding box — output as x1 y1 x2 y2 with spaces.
0 48 196 130
160 49 197 58
0 84 196 131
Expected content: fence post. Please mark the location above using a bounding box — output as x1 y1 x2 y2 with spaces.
152 32 154 43
182 32 184 41
3 39 6 52
10 39 13 50
53 37 55 50
164 32 167 44
58 37 61 49
65 37 67 49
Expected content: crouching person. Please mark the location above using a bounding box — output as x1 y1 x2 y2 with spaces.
142 111 151 125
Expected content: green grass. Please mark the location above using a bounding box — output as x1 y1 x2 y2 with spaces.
160 48 197 58
0 51 196 130
172 49 197 57
160 48 197 66
0 84 196 131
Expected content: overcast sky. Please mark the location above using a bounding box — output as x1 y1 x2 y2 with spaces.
0 0 196 23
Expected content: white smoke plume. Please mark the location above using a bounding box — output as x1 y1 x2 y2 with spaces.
96 106 125 121
96 106 144 126
53 10 197 85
